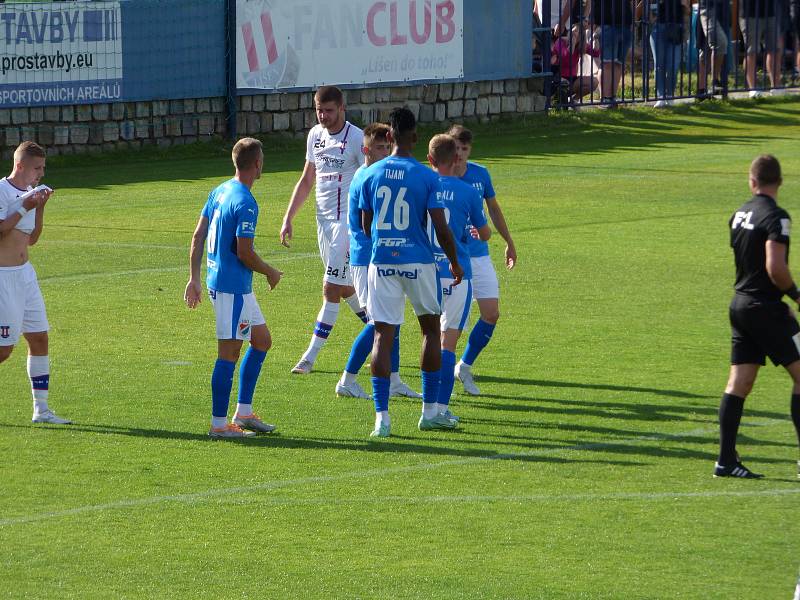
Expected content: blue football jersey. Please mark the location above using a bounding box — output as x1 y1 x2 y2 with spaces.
348 164 371 267
460 162 495 258
357 156 443 265
428 176 487 280
201 179 258 294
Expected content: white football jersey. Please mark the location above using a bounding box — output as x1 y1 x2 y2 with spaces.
0 178 36 234
306 122 364 221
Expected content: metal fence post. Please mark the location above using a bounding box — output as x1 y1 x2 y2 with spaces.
225 0 237 140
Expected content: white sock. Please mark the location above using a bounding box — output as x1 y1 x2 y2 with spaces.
422 403 438 419
457 360 470 371
341 371 358 385
344 293 364 314
389 372 402 385
375 411 390 428
27 354 49 414
301 301 340 363
236 403 253 417
211 416 227 428
437 403 449 414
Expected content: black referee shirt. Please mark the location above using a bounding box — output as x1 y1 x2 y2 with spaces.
730 194 791 301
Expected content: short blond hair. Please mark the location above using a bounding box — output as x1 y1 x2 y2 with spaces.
14 141 46 163
428 134 457 166
232 137 263 171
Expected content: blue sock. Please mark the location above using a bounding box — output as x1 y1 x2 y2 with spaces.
438 350 456 407
237 347 267 405
345 323 375 375
461 319 496 366
211 359 236 418
421 369 441 407
390 326 401 373
371 376 390 413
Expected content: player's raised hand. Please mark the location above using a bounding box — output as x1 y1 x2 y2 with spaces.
266 266 283 290
449 262 464 286
38 187 53 206
184 279 203 309
505 243 517 270
279 220 292 247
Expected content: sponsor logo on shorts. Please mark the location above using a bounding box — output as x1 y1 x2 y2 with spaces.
442 286 452 296
0 325 9 339
377 267 418 280
377 238 408 247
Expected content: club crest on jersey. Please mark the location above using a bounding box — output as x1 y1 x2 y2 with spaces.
239 320 251 337
0 325 9 339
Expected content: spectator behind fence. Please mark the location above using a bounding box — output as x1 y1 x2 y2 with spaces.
791 0 800 85
591 0 635 106
696 0 731 98
649 0 689 106
535 0 576 36
739 0 782 96
551 24 600 104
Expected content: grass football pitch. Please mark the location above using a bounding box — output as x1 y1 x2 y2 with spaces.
2 99 800 599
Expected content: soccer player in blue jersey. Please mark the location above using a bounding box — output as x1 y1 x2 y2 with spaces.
336 123 421 400
185 138 283 439
355 107 463 437
426 134 491 422
447 125 518 396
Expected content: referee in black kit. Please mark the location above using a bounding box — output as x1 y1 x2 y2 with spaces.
716 155 800 479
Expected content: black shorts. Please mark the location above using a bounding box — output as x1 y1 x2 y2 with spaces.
730 295 800 366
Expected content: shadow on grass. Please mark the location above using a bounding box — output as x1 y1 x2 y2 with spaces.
0 421 641 466
473 376 713 399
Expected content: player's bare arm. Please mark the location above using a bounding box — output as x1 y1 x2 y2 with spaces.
280 161 316 247
429 207 463 285
485 197 517 269
236 236 283 290
28 189 52 246
184 216 208 309
0 191 41 236
766 240 800 306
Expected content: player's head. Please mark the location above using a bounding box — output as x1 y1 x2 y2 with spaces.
388 107 417 152
749 154 782 192
314 85 345 131
362 123 391 165
12 141 46 187
232 137 263 179
427 134 458 173
446 124 473 164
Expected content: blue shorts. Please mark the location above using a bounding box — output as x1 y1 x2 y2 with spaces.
600 25 632 64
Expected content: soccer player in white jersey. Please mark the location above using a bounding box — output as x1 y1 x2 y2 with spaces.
280 85 367 375
447 125 518 396
0 142 70 425
336 123 421 400
354 107 463 437
185 138 283 438
427 134 491 422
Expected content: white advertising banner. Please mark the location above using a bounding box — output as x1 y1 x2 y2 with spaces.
0 1 122 107
236 0 463 90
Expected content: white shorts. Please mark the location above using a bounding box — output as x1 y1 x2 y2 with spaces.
471 255 500 300
317 218 352 286
351 264 369 313
440 278 473 331
208 289 266 341
367 263 440 325
0 262 49 346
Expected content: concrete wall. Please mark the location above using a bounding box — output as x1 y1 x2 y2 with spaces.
0 78 546 158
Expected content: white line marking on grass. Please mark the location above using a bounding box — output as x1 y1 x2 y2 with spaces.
1 421 791 527
38 253 319 283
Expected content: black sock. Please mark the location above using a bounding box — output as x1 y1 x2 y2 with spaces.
791 394 800 452
719 393 745 465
